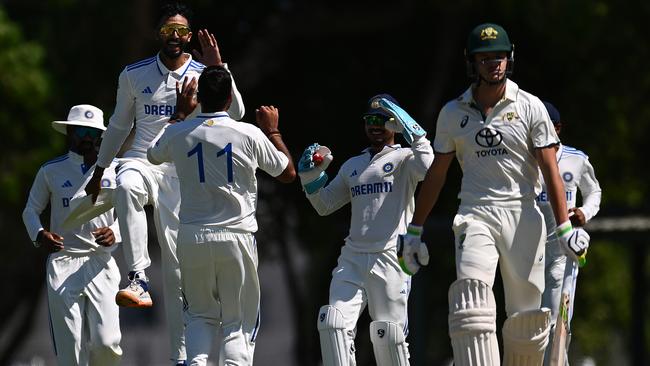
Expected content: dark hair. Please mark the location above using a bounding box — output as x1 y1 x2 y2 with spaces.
197 66 232 112
157 2 193 28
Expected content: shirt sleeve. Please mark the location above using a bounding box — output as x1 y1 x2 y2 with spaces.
433 106 456 153
253 129 289 177
405 135 434 181
147 124 173 165
529 98 560 148
223 63 245 120
577 157 602 222
305 168 351 216
108 211 122 244
97 68 136 168
22 168 50 241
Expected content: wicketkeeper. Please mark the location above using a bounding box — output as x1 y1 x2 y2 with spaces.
299 94 433 365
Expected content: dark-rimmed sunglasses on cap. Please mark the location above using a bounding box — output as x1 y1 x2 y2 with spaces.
74 126 102 139
363 114 387 126
159 23 191 37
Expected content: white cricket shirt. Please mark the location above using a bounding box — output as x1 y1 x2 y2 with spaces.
97 53 245 173
537 144 602 230
435 79 559 206
22 152 120 254
306 137 433 252
147 112 289 232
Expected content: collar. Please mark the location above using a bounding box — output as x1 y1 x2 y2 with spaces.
196 112 230 119
362 144 401 154
458 78 520 105
155 52 193 77
68 150 93 174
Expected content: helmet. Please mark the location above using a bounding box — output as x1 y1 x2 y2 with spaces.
465 23 515 80
364 93 399 118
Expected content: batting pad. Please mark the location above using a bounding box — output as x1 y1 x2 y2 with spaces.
502 308 552 366
317 305 352 366
62 188 115 230
448 278 500 366
369 321 409 366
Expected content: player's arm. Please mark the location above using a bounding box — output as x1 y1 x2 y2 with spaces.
225 63 245 120
22 168 64 251
411 152 454 225
572 158 602 225
536 147 569 225
86 68 136 200
305 170 350 216
406 135 435 180
255 106 296 183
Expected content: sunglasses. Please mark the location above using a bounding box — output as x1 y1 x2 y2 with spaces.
74 126 102 139
363 114 387 126
159 23 191 37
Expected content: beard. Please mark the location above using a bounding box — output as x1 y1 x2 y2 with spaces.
161 39 186 59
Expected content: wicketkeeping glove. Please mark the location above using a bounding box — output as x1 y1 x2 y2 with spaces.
397 224 430 275
371 97 426 145
298 143 333 194
556 221 590 266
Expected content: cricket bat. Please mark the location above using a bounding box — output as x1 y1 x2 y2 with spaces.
548 258 579 365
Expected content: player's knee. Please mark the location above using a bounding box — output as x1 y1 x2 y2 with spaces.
502 308 552 359
317 305 346 331
448 278 497 337
114 172 148 202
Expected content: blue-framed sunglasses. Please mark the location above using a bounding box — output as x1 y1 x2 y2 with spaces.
74 126 102 139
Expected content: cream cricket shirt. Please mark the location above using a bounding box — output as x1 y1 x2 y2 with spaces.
97 53 245 173
147 112 289 232
435 79 559 206
537 144 602 230
22 152 120 254
306 137 433 252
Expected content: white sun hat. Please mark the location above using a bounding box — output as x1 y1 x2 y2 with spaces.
51 104 106 135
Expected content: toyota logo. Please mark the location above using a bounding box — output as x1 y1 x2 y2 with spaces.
475 128 503 148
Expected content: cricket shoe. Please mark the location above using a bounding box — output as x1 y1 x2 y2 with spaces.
115 271 153 308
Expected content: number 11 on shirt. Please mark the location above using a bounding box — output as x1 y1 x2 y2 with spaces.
187 142 234 183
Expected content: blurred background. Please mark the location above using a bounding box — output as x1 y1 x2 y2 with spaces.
1 0 648 365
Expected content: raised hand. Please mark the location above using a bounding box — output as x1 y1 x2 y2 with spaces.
192 29 222 66
172 76 198 123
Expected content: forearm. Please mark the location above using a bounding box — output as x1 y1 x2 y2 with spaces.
224 63 245 120
22 207 44 241
267 133 296 182
409 136 435 178
97 125 131 168
537 148 569 225
580 190 602 222
412 167 447 225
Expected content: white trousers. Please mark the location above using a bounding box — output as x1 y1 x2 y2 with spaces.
114 158 185 362
46 251 122 366
178 225 260 366
329 245 410 345
452 202 546 315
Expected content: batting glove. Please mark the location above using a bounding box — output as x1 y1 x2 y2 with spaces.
556 221 590 266
298 143 333 194
397 224 430 275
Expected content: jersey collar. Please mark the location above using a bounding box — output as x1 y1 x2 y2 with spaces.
197 112 229 119
362 144 401 154
458 78 520 105
156 53 193 78
67 150 93 174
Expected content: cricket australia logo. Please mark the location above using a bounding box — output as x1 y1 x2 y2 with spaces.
504 112 518 122
480 27 499 40
475 128 508 158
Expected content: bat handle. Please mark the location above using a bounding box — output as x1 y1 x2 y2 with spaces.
578 254 587 267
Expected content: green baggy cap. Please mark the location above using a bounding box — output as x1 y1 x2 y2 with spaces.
466 23 512 55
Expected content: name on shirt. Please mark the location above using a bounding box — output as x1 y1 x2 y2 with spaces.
350 181 393 197
536 190 573 202
144 104 176 116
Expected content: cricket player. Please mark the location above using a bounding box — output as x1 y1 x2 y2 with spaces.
83 3 244 364
399 23 589 365
298 94 434 366
147 65 296 366
538 101 601 365
22 105 122 366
